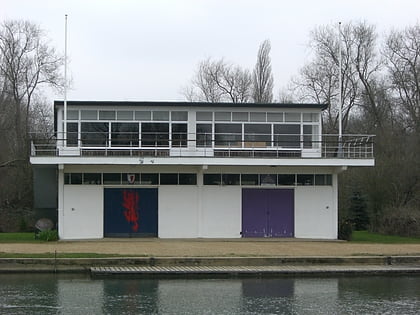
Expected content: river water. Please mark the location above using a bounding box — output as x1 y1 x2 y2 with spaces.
0 274 419 314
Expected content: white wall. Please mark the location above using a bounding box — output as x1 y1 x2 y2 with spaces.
201 187 241 238
158 186 199 238
294 186 336 239
59 165 339 239
158 186 241 238
62 186 103 239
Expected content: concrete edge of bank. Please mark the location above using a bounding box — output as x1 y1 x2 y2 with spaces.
1 256 420 275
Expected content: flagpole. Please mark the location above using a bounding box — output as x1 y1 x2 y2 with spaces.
338 21 343 156
63 14 68 147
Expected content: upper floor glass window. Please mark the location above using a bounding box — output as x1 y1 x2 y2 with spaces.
250 112 266 122
274 124 300 148
232 112 249 122
197 124 212 147
285 113 301 122
196 111 212 121
81 122 109 146
244 124 271 146
215 112 231 121
66 123 78 147
303 113 319 122
117 111 134 120
81 110 97 120
141 123 169 147
267 112 283 122
135 111 151 121
111 123 139 147
153 111 169 121
99 110 115 120
67 110 79 120
215 124 242 147
171 111 188 121
172 124 187 147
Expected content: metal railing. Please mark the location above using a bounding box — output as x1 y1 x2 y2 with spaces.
30 133 374 159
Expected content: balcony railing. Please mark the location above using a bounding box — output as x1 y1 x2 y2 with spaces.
30 134 374 159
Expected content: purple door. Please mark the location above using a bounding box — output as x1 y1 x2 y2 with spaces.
242 189 294 237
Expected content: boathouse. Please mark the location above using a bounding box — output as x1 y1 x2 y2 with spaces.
30 101 374 239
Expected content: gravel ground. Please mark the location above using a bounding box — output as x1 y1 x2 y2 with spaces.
1 239 420 257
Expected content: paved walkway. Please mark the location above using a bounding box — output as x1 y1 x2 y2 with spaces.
1 238 420 257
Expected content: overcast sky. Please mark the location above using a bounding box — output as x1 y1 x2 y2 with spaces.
1 0 419 102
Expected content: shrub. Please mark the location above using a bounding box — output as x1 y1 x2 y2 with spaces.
338 219 353 240
37 230 58 241
375 205 420 237
19 217 28 232
349 191 369 230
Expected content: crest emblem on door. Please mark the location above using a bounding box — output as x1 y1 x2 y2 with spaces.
127 174 136 184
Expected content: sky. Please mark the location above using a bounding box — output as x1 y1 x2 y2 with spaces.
1 0 419 102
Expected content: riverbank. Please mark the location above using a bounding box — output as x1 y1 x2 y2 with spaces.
1 255 420 275
1 239 420 275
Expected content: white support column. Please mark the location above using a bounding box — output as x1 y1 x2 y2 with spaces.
332 173 339 239
197 166 205 237
188 110 196 150
57 164 65 239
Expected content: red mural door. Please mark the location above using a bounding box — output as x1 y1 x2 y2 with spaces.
104 188 158 237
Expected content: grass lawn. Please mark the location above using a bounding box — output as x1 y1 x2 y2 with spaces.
351 230 420 244
0 232 42 243
2 231 420 247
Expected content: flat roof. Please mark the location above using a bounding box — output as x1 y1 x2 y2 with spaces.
54 100 329 110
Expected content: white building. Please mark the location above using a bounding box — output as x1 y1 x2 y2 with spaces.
30 101 374 239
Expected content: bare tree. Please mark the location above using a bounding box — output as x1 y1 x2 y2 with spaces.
291 22 385 133
0 20 63 208
384 24 420 133
350 22 392 132
277 86 296 103
0 20 63 157
252 39 274 103
182 58 252 103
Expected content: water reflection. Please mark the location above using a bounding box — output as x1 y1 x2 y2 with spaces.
158 279 241 314
0 274 419 314
0 274 59 315
241 278 295 314
103 279 158 314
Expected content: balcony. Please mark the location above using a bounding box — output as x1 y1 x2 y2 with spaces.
30 134 374 160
